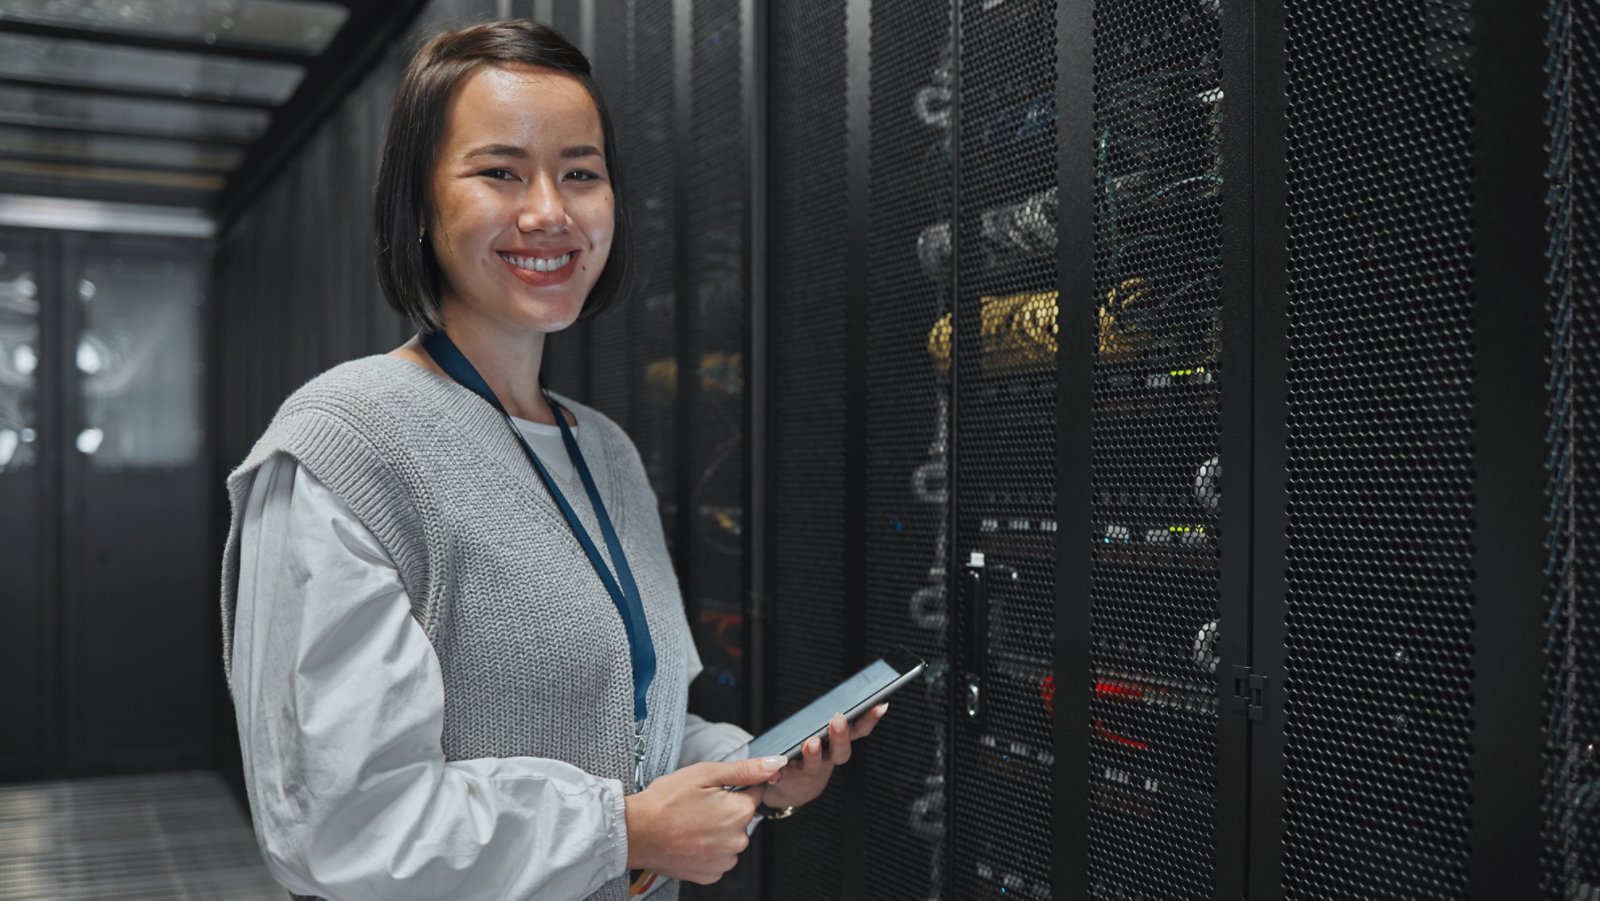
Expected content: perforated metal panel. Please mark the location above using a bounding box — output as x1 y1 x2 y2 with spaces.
766 2 852 895
1281 1 1477 897
861 0 955 898
1543 0 1600 895
1087 0 1224 895
620 0 678 513
949 1 1057 898
681 0 748 747
582 0 636 437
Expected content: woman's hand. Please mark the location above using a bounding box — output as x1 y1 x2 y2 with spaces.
760 703 889 812
624 756 785 884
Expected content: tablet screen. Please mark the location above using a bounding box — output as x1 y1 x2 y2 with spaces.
746 659 901 759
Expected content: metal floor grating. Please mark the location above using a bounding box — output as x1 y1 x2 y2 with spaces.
0 771 284 900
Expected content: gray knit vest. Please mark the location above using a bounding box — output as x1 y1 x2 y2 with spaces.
219 356 688 901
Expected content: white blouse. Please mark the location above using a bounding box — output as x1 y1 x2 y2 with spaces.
230 428 753 900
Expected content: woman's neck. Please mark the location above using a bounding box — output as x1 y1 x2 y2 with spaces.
391 308 570 426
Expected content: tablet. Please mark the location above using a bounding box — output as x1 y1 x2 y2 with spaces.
745 645 926 761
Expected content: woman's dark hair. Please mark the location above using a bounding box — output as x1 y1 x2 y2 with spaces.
374 20 631 333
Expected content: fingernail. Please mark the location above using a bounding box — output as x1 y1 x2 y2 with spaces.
876 703 890 716
832 713 847 729
761 756 788 771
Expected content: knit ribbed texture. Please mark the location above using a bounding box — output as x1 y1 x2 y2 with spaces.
219 355 689 901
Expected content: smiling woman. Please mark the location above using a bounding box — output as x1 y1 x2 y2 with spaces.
426 65 614 336
215 19 888 901
373 23 631 339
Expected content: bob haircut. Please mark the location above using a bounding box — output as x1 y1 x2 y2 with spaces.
373 20 631 333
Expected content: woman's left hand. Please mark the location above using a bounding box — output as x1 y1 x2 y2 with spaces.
758 703 889 812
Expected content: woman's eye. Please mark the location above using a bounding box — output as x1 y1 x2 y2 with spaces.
480 168 517 181
566 169 601 182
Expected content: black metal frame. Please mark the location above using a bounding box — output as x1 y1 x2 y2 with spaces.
1215 0 1258 894
1467 0 1551 894
1244 0 1291 894
1053 0 1094 890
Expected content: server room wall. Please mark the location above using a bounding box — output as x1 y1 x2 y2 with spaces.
201 0 1599 897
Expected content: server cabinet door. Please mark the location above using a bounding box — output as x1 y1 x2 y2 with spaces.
0 231 55 780
1267 0 1483 896
948 1 1062 897
59 234 212 773
855 0 959 898
682 0 752 734
765 0 859 896
1072 0 1235 896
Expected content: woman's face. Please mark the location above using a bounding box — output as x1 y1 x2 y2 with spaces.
427 63 614 334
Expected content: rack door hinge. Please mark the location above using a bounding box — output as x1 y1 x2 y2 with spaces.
1230 665 1268 722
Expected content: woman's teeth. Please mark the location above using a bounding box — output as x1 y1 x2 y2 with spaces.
500 252 573 272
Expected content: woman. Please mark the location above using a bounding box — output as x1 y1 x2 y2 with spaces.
220 20 884 900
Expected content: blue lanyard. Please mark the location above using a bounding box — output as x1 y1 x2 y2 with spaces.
421 331 656 723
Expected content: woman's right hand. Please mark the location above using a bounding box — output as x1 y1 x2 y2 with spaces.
623 755 788 884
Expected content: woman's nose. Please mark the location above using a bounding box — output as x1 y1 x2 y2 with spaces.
516 176 567 232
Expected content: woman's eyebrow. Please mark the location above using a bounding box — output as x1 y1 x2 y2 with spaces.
464 144 527 160
461 144 602 160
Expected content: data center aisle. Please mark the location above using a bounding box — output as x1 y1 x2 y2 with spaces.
0 771 282 900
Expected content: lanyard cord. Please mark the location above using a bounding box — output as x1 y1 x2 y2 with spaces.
420 331 657 723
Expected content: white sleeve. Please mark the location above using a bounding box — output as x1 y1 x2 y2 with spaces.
678 635 754 765
230 454 629 901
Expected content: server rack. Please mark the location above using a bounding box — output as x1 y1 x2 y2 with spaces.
1539 1 1600 894
549 0 1597 897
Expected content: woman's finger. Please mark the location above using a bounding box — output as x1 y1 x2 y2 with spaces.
828 714 852 765
803 735 824 765
849 703 889 740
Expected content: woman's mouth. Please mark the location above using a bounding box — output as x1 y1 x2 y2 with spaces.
498 250 579 285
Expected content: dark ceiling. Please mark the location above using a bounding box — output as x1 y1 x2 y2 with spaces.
0 0 429 221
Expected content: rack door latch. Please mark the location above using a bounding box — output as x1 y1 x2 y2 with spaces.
962 550 989 722
1230 665 1268 722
